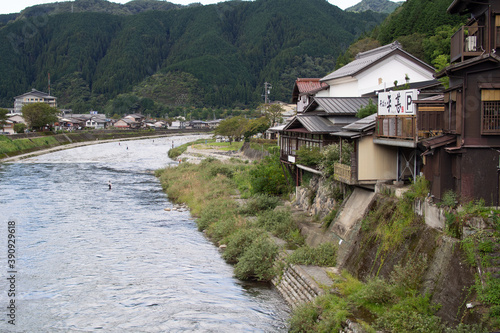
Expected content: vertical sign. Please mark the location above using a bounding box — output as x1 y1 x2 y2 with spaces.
378 89 418 116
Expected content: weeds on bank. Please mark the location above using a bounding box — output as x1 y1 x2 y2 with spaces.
156 156 297 282
290 268 487 333
0 135 59 154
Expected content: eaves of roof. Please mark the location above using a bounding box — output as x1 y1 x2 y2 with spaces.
322 43 434 82
305 97 371 115
435 53 500 78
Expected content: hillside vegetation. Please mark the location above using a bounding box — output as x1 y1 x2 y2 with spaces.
0 0 385 115
346 0 403 14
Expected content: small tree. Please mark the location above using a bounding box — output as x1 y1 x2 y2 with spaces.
0 108 8 131
214 116 248 144
356 99 377 118
14 123 26 133
22 103 59 130
261 103 284 126
243 116 269 141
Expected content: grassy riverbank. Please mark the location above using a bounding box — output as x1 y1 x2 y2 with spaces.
155 153 337 281
157 150 500 332
0 129 208 160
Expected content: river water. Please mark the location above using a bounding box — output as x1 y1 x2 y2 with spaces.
0 135 290 332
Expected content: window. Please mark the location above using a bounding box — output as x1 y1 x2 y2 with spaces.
481 89 500 134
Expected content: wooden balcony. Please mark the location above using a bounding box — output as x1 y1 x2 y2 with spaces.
450 25 485 63
375 115 416 140
334 162 356 185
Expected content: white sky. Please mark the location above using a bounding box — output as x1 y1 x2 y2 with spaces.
0 0 364 15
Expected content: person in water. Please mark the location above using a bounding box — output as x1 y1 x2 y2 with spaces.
108 181 112 190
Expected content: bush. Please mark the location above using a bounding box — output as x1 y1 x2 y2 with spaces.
233 234 279 281
222 228 265 263
296 145 321 167
239 194 281 215
256 207 303 246
289 294 350 333
287 242 338 266
249 154 292 196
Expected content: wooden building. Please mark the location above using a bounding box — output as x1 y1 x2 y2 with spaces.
426 0 500 204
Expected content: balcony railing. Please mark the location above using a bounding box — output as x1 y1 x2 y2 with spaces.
450 25 485 63
375 116 416 140
334 162 355 185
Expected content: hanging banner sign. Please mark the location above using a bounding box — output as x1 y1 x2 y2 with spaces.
378 89 418 116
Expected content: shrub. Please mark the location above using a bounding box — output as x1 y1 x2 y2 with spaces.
239 194 281 215
289 294 350 333
256 207 303 246
296 145 321 167
249 154 292 196
389 254 428 292
287 242 338 266
233 234 279 281
222 228 265 263
441 190 458 208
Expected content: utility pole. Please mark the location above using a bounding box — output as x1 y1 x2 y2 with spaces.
263 82 272 105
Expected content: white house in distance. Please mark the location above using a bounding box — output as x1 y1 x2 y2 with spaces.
319 41 436 97
14 89 57 113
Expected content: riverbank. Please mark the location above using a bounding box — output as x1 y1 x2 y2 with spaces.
0 129 210 163
160 148 500 332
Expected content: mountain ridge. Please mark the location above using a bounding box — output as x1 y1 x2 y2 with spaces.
0 0 386 114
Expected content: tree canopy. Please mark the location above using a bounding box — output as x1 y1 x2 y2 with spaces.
21 103 59 130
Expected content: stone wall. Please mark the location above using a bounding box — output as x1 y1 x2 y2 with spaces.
294 176 338 219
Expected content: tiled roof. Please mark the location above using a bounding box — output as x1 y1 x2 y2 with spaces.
284 115 343 134
342 113 377 132
305 97 372 115
14 89 56 99
295 78 328 94
321 41 433 82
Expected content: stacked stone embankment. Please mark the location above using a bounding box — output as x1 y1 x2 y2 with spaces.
273 262 335 309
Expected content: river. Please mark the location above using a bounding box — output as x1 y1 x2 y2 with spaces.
0 135 290 332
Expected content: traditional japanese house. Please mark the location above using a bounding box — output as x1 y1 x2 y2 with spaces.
332 114 398 187
291 78 329 113
279 97 371 185
426 0 500 205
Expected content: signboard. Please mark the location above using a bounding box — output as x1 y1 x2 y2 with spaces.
378 89 418 116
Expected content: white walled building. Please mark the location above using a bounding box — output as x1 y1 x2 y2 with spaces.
14 89 57 113
320 41 436 98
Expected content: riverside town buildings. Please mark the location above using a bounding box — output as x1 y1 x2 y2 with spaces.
281 0 500 206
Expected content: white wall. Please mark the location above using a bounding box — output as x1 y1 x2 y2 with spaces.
322 55 435 98
356 55 434 96
327 78 358 97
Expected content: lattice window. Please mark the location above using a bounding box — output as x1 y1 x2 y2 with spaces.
482 98 500 135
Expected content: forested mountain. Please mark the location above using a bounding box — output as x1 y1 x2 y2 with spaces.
346 0 403 14
0 0 386 116
336 0 466 78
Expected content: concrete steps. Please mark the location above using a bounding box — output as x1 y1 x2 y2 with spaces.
272 263 335 309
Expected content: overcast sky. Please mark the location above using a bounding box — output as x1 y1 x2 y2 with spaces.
0 0 366 15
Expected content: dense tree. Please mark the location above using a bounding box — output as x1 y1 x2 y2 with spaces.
214 116 249 144
262 104 285 127
0 108 8 131
21 103 59 130
356 99 377 118
0 0 386 110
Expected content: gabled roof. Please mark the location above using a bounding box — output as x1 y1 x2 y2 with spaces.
333 114 377 138
292 78 329 103
14 88 56 99
304 97 372 115
283 115 343 134
435 53 500 78
321 41 434 82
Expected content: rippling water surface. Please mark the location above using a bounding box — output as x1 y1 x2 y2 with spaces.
0 135 289 332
